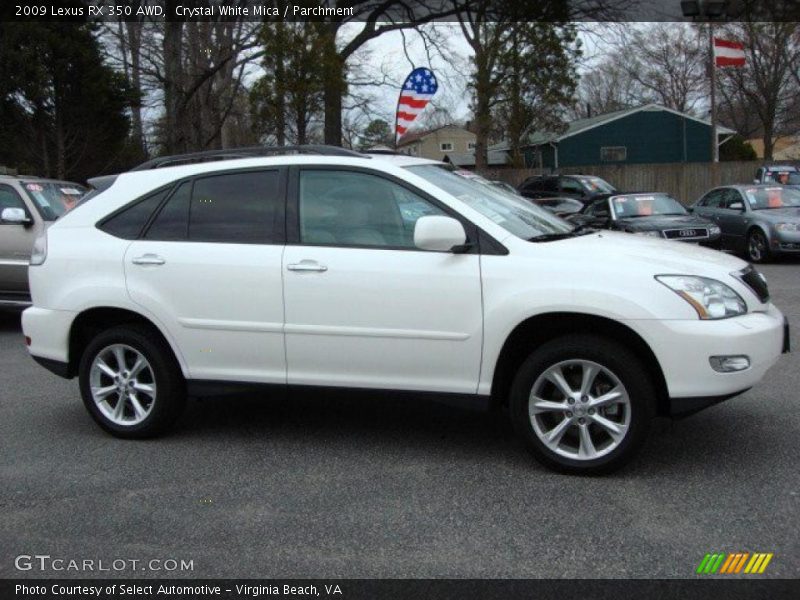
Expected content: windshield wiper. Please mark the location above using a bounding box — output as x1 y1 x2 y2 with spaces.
528 224 595 242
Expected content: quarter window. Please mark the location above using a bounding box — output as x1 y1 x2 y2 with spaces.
298 170 445 249
99 188 171 239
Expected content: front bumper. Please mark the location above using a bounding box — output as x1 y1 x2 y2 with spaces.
627 304 787 404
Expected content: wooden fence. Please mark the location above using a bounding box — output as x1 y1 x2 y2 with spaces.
478 161 800 205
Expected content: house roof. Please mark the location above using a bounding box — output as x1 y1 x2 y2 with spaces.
396 124 473 147
523 103 735 147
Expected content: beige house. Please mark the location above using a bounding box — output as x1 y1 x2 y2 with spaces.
397 125 476 161
747 136 800 160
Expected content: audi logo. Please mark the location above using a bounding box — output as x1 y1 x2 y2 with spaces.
679 229 696 237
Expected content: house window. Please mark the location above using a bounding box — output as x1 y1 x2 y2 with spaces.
600 146 627 162
467 141 476 150
440 142 454 152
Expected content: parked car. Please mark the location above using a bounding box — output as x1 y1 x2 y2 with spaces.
691 185 800 262
0 175 87 307
22 146 788 474
753 165 798 184
568 193 722 247
531 196 585 218
490 180 518 194
518 174 617 204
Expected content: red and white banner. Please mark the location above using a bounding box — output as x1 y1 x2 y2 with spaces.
714 38 745 67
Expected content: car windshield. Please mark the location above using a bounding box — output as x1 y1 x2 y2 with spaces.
22 180 87 220
744 186 800 209
406 165 573 240
611 194 687 218
579 177 616 194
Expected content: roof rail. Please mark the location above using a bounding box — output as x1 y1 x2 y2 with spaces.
130 145 368 171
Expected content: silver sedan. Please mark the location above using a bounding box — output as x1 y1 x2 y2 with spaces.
692 185 800 262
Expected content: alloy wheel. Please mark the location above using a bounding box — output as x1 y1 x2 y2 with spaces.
528 359 631 460
89 344 156 426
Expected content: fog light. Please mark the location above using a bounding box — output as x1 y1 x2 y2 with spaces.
709 355 750 372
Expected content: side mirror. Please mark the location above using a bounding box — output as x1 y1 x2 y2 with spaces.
1 207 32 226
414 216 468 252
729 202 744 211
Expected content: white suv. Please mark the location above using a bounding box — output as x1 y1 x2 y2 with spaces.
22 146 790 473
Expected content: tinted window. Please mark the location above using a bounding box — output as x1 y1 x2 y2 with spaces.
0 185 26 215
720 189 744 209
299 170 444 248
99 188 170 239
189 170 283 244
698 190 723 208
145 181 191 241
560 178 585 195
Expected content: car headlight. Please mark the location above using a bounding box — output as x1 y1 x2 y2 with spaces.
656 275 747 319
775 222 800 232
634 230 662 237
709 225 721 235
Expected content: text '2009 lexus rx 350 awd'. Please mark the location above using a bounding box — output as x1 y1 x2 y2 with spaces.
22 146 790 474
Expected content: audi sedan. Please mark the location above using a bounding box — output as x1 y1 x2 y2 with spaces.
567 193 722 247
691 185 800 262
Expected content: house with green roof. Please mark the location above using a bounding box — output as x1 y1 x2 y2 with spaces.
507 104 736 169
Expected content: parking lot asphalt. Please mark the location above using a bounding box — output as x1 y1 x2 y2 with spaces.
1 260 799 580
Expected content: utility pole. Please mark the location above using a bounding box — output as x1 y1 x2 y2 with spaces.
682 1 728 163
709 23 718 163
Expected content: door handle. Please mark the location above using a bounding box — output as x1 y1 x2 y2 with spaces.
287 261 327 272
132 254 166 266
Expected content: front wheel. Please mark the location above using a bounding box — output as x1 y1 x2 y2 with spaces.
79 324 186 438
746 229 771 263
510 335 655 474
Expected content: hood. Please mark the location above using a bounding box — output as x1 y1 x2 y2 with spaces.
527 230 746 277
617 214 715 232
750 207 800 221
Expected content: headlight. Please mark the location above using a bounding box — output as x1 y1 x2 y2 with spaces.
30 230 48 266
656 275 747 319
634 230 662 237
709 225 721 235
775 222 800 232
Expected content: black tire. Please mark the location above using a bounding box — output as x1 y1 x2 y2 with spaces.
79 324 186 438
509 334 655 475
746 229 771 264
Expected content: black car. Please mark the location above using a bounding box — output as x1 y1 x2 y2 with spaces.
531 196 585 217
567 193 722 247
517 174 617 204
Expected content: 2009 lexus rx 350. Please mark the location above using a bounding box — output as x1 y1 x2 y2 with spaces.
22 146 790 474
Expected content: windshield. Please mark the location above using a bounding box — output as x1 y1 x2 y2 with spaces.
406 165 572 239
611 194 687 218
22 181 87 220
580 177 616 194
744 186 800 209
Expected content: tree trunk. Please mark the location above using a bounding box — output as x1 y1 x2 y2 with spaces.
126 21 146 156
320 23 345 146
162 5 184 154
473 52 491 170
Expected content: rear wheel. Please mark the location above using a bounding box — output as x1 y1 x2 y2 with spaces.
79 324 185 438
510 335 655 474
746 229 771 263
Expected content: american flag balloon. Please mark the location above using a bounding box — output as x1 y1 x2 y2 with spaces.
395 67 438 141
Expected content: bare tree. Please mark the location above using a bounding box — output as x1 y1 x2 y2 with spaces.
716 21 799 159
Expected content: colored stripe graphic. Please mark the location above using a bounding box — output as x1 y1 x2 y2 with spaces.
699 552 773 575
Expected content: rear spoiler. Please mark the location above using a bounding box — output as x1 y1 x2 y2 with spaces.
86 174 119 193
